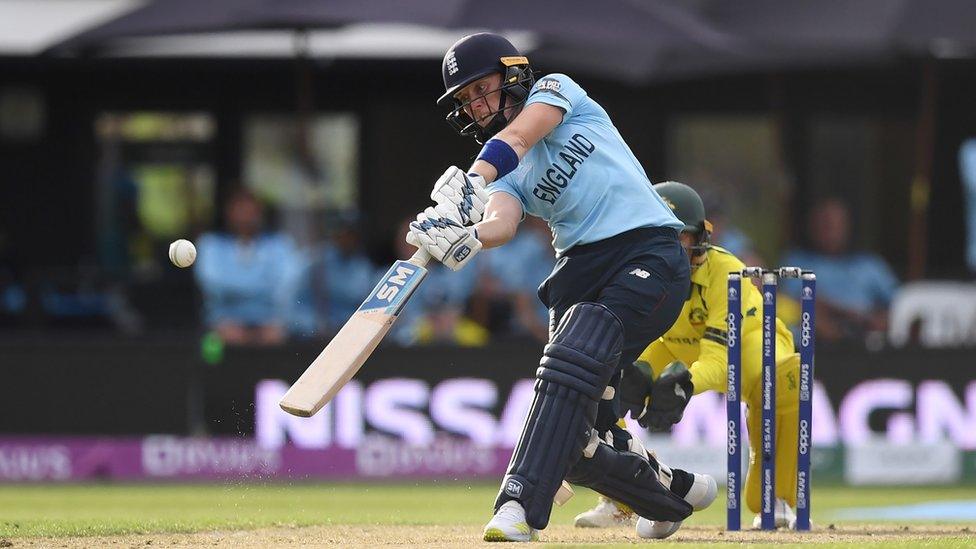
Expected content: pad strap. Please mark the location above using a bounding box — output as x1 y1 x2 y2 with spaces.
566 440 693 522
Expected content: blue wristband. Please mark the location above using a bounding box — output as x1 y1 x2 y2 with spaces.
476 138 519 179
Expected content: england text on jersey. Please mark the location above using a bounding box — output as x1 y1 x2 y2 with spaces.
531 133 596 205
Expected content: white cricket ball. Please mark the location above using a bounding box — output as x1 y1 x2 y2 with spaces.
168 239 197 268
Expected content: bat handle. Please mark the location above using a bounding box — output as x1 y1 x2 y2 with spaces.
407 248 431 268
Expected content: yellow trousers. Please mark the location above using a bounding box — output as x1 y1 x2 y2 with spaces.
641 340 800 513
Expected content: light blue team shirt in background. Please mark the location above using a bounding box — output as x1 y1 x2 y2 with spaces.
959 138 976 272
780 249 899 314
194 232 302 327
488 73 683 255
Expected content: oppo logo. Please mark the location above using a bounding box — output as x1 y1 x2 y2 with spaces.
727 420 738 455
800 311 812 347
798 419 810 455
726 313 737 348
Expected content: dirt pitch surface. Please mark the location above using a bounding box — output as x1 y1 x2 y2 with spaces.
7 524 975 548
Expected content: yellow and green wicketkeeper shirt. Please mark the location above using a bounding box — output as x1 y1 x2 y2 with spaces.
636 245 802 512
636 245 796 404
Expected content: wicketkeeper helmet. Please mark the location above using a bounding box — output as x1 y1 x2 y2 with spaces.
654 181 713 257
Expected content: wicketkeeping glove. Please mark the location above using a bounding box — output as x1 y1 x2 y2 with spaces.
620 360 655 425
406 204 482 271
644 361 694 431
430 166 489 225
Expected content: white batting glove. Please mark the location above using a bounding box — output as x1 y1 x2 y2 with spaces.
430 166 489 225
406 204 482 271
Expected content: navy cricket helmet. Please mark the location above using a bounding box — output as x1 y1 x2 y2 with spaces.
437 33 535 144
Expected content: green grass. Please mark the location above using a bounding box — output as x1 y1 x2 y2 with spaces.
0 482 974 539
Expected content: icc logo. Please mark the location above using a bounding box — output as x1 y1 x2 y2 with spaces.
802 287 814 300
763 291 773 304
728 287 738 299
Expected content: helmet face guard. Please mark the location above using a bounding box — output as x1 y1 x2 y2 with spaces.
441 60 535 144
685 219 713 258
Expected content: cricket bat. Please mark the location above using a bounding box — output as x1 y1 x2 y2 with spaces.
279 249 431 417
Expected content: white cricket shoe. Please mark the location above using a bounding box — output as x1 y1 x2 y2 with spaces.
752 498 797 529
573 497 636 528
636 517 683 539
636 473 717 540
684 472 719 511
483 500 538 542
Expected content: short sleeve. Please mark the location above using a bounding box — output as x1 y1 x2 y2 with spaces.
488 176 528 213
524 73 587 121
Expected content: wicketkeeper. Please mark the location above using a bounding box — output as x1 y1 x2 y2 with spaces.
574 182 804 531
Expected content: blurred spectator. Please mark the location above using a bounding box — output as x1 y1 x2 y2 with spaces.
473 216 553 341
195 189 302 345
388 218 486 346
959 139 976 274
781 197 899 344
97 167 141 277
702 191 764 268
0 232 27 324
295 214 376 335
697 191 797 322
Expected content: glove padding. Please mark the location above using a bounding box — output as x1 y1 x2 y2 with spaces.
620 360 655 425
430 166 489 225
644 361 694 431
406 204 482 271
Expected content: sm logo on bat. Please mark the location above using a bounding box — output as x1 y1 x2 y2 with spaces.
359 261 427 315
376 265 416 302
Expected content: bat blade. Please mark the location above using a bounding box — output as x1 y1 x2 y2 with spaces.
279 252 429 417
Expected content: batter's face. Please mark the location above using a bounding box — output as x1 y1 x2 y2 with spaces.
454 73 504 127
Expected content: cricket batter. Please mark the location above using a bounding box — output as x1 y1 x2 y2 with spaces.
573 182 803 530
405 33 712 541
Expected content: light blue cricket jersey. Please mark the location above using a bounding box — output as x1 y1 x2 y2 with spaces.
489 73 683 255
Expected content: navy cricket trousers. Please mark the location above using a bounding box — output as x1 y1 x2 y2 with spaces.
538 226 691 427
